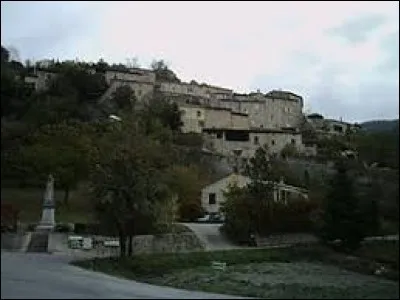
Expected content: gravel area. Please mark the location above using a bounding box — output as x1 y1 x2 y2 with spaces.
150 262 399 299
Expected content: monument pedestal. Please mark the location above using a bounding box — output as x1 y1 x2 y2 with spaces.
35 175 56 232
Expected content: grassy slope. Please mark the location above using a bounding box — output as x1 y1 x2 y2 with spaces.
73 242 399 298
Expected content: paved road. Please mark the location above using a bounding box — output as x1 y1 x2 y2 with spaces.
1 252 246 299
182 223 245 251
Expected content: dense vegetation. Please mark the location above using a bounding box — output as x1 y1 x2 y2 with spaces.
0 45 208 250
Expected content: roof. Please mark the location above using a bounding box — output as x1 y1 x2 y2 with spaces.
266 90 303 100
106 67 154 75
325 118 353 126
202 173 308 193
307 113 324 119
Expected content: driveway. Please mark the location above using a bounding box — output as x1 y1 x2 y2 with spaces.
1 252 246 299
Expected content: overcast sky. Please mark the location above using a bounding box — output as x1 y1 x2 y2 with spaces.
1 1 398 123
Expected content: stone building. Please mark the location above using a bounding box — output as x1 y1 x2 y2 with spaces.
306 113 360 137
23 62 313 160
100 68 156 103
202 127 303 158
201 173 308 214
24 69 58 91
179 104 250 134
218 90 304 130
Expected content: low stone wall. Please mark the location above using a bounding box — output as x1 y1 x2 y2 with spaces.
256 233 318 247
132 232 204 254
48 231 204 258
1 232 31 251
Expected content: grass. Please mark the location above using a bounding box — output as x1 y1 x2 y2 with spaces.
151 263 398 299
72 243 399 298
357 240 399 269
1 187 94 223
73 241 399 279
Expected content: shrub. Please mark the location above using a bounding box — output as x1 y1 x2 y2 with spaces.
1 203 19 232
74 223 88 234
55 223 72 233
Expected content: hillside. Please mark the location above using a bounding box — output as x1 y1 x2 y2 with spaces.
361 119 399 133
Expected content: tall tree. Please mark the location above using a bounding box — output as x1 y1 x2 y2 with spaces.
19 121 96 205
89 114 174 257
318 159 365 250
244 145 276 234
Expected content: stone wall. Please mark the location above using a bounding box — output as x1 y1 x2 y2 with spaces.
255 233 317 247
1 233 31 251
131 232 204 254
48 231 204 258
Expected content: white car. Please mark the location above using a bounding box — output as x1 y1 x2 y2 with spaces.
197 214 211 222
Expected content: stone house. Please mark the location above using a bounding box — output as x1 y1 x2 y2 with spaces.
219 90 304 130
101 68 156 103
306 113 360 136
24 69 58 91
179 104 250 134
201 173 309 214
179 105 206 133
202 127 304 158
104 67 156 85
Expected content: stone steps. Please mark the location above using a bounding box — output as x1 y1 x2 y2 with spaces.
27 232 49 253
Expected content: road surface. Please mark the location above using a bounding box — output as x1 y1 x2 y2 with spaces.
1 252 246 299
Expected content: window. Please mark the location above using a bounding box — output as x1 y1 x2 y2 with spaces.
216 132 223 139
208 193 216 205
197 110 202 117
333 125 343 133
271 139 275 145
137 90 142 96
291 139 296 145
225 130 250 141
198 120 205 127
254 136 259 145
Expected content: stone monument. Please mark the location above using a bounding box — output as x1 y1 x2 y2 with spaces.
36 174 56 232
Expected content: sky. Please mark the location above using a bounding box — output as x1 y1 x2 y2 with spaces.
1 1 398 123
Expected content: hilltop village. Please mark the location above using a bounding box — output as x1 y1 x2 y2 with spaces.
25 62 360 164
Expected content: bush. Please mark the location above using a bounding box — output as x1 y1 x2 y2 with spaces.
55 223 73 233
74 223 88 234
317 160 369 251
1 203 19 232
266 198 319 234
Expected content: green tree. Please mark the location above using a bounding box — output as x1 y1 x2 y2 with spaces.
111 85 136 111
164 165 206 221
89 114 174 257
318 160 366 250
280 143 299 159
1 45 10 63
221 184 253 243
141 94 183 132
150 59 180 83
19 121 96 205
244 145 276 235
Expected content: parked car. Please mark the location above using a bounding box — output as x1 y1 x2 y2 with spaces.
197 213 225 223
197 214 211 222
